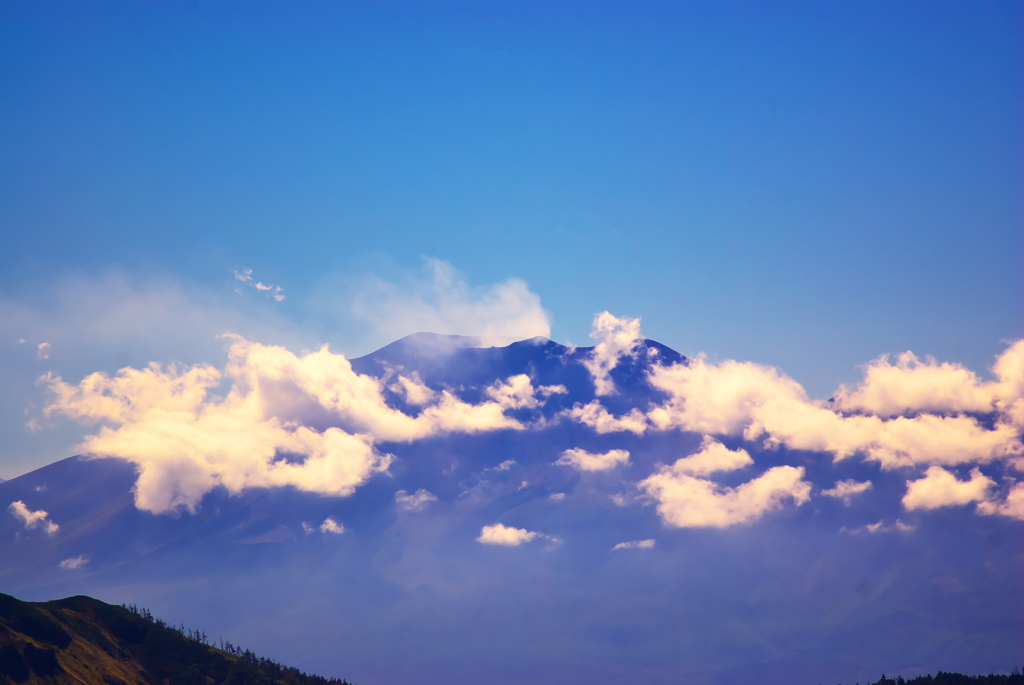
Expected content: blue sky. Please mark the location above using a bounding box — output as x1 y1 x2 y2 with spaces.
1 1 1021 469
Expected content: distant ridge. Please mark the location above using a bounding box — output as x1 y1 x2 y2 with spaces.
0 592 352 685
358 331 544 361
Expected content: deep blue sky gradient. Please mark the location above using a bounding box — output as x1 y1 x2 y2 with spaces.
1 0 1021 431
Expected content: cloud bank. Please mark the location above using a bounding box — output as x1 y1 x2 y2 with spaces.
43 337 560 514
34 305 1024 530
564 314 1024 523
644 341 1024 470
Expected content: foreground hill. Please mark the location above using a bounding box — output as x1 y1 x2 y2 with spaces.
0 592 349 685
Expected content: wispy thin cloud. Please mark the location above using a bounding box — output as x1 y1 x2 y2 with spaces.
59 555 89 569
821 479 874 506
611 539 655 550
349 258 551 346
395 489 438 512
234 268 286 302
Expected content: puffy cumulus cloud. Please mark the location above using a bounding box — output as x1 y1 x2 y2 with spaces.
556 447 631 472
564 401 647 435
832 341 1024 424
638 439 811 528
749 403 1020 468
821 479 874 505
8 500 59 536
902 466 996 511
991 340 1024 431
978 482 1024 520
647 355 807 436
667 437 754 476
388 372 435 406
234 268 286 302
319 517 344 534
42 362 223 426
59 555 89 569
485 374 566 410
350 258 551 346
645 342 1024 470
476 523 541 546
37 342 51 360
583 312 643 396
43 337 560 515
395 488 438 512
611 539 655 550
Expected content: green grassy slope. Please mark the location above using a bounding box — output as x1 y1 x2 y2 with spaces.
0 593 351 685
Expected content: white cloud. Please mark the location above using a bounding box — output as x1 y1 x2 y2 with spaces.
477 523 541 546
564 401 647 435
647 355 807 436
991 340 1024 431
319 517 344 534
7 500 59 536
831 344 1024 420
43 336 553 514
549 492 566 501
583 312 643 396
638 439 811 528
645 342 1024 470
556 447 631 472
666 437 753 476
821 479 874 505
485 374 549 410
388 372 436 406
395 488 438 512
37 342 51 360
842 519 916 535
59 555 89 569
234 268 286 302
978 482 1024 520
350 258 551 345
902 466 996 511
302 517 344 534
611 539 655 550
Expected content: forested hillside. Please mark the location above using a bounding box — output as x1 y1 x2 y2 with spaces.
846 670 1024 685
0 593 351 685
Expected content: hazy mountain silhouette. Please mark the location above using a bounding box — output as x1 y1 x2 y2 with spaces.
1 334 1020 685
